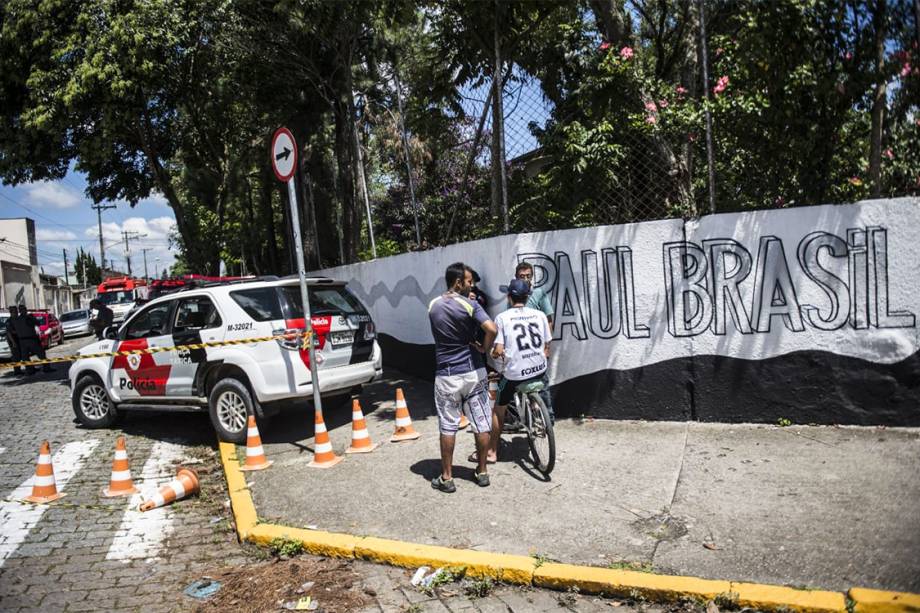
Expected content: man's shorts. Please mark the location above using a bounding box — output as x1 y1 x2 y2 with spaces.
496 373 545 407
434 370 491 435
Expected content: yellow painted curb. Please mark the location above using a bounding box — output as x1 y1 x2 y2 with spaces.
850 587 920 612
218 441 257 538
354 536 535 584
534 562 731 603
250 523 359 559
730 581 847 612
215 437 918 612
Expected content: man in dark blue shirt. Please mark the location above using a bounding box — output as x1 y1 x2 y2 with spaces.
428 262 496 493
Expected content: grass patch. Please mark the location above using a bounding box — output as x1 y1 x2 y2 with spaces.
713 590 740 611
606 559 654 573
268 536 304 558
463 576 494 598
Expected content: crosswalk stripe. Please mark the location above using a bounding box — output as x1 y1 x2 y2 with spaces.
105 441 188 562
0 439 99 568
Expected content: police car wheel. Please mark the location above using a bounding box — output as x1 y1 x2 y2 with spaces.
73 376 118 428
209 378 253 444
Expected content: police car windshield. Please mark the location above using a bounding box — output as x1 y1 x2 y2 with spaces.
281 286 364 318
97 291 134 305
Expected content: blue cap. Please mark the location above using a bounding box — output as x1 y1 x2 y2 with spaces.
507 278 531 298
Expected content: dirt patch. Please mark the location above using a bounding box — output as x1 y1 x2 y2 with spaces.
632 512 689 541
193 557 371 613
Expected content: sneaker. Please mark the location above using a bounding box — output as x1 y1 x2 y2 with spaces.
474 472 490 487
430 475 456 493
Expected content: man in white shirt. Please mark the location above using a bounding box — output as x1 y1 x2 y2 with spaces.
484 278 551 463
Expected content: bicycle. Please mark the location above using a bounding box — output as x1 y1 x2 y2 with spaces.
504 378 556 475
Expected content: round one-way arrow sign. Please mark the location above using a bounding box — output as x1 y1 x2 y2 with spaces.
271 127 297 182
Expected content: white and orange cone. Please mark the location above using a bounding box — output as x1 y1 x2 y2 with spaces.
239 416 273 471
309 410 343 468
346 399 378 454
390 388 421 442
23 440 65 504
103 436 139 497
139 468 199 512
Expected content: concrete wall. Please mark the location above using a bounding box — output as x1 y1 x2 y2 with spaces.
316 198 920 425
0 218 40 309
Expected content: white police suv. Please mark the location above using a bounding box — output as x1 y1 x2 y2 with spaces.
68 277 383 442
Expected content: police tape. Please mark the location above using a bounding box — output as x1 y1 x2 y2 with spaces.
0 330 314 370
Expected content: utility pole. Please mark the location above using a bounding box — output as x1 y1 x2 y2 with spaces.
91 203 117 275
140 248 152 281
63 249 69 286
121 231 147 276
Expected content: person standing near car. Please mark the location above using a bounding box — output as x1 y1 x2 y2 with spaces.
5 306 22 376
428 262 497 493
14 305 52 374
89 298 114 340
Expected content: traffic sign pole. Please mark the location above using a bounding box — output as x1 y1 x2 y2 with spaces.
272 127 323 418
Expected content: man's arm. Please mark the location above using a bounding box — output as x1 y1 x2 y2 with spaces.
477 319 497 353
540 291 555 330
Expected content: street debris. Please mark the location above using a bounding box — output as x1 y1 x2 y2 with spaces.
410 566 430 586
184 578 222 600
703 542 720 550
194 557 369 613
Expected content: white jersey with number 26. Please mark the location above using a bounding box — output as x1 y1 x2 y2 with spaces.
494 306 551 381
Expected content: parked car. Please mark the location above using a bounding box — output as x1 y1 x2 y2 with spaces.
0 313 10 359
68 276 383 443
60 309 93 338
30 310 64 348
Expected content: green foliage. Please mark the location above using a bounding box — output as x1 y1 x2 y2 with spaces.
268 536 304 557
73 249 102 286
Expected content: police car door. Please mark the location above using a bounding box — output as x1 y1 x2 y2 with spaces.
169 294 223 396
110 300 175 399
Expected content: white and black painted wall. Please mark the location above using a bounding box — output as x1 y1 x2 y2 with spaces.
315 198 920 426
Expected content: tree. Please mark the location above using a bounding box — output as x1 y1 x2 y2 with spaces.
73 249 102 286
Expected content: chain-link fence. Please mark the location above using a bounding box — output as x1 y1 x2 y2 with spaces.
349 3 919 262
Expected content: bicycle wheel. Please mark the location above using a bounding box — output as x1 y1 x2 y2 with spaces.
525 392 555 475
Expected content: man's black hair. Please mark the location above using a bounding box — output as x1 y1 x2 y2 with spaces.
445 262 467 289
515 262 534 275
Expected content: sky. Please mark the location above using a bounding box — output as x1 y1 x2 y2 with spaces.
0 170 177 281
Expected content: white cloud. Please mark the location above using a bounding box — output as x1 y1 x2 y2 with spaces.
36 228 77 241
26 182 82 209
138 192 170 208
83 216 178 276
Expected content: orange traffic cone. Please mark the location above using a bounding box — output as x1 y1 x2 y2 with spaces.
103 436 139 497
23 440 65 504
346 399 378 454
390 388 421 442
240 416 273 471
458 414 470 430
139 468 199 511
309 411 343 468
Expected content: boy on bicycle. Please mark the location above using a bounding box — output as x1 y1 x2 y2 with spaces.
484 278 551 463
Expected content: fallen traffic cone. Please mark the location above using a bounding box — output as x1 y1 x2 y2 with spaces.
309 410 343 468
23 440 65 504
239 416 273 471
139 468 199 511
390 388 421 442
103 436 139 497
458 413 470 430
346 399 379 454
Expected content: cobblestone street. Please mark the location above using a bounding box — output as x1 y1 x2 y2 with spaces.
0 337 651 612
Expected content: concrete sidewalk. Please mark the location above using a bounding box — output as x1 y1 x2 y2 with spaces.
247 369 920 594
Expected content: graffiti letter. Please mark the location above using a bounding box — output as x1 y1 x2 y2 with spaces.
847 229 869 330
797 232 849 330
704 239 753 335
751 236 805 333
553 252 588 341
664 242 712 337
582 249 621 339
618 247 650 338
868 227 915 328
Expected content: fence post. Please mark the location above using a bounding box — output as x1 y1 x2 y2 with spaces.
698 0 717 215
492 0 509 232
